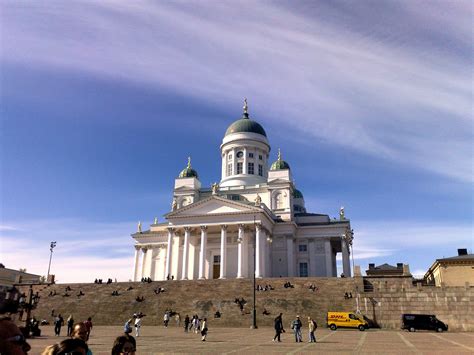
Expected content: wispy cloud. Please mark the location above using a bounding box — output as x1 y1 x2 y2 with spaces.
2 1 472 182
0 218 137 282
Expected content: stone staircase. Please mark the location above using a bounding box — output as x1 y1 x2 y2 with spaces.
18 277 361 328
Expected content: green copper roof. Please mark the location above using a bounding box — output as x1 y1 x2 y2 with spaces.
225 118 267 137
293 189 303 199
178 157 199 179
270 148 290 171
224 98 267 137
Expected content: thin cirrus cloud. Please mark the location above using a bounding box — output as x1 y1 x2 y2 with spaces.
0 219 137 282
1 1 472 182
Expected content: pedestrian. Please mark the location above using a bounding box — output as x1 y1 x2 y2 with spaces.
194 317 200 334
273 313 284 342
83 317 93 341
184 315 190 333
0 316 32 354
175 313 181 327
200 318 208 341
41 338 88 355
308 316 317 342
134 315 142 337
163 311 170 328
71 322 93 355
124 319 133 335
54 314 64 336
66 315 74 337
111 335 136 355
291 315 303 342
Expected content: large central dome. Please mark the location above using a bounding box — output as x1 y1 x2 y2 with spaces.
224 99 267 137
225 118 267 137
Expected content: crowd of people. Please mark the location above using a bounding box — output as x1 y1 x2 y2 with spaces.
273 313 318 343
256 284 274 291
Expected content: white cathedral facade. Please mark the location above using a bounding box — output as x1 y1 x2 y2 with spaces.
132 100 353 281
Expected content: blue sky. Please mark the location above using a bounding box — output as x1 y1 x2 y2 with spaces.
1 1 472 282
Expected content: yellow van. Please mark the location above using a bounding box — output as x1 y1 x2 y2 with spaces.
327 312 368 331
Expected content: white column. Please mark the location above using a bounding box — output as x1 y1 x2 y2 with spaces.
261 230 267 277
243 147 247 174
255 224 262 278
237 224 244 278
266 235 272 277
149 248 156 280
308 240 316 277
133 245 141 281
286 236 295 277
219 225 228 279
232 148 236 176
165 228 174 279
198 226 208 279
342 237 351 277
181 227 191 280
325 239 332 277
140 247 147 278
242 227 249 277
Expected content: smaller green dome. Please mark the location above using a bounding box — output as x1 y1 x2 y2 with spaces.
270 149 291 171
293 189 303 199
178 157 199 179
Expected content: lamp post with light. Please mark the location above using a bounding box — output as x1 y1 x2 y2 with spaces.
47 241 57 283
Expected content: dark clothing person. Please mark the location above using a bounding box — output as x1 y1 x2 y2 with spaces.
184 315 190 332
273 313 284 342
66 316 74 336
54 315 64 336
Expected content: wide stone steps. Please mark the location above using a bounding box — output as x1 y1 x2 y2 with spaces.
19 277 361 328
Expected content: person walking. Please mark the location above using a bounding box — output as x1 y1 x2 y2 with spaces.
184 315 190 333
175 313 181 327
163 311 170 328
308 316 317 343
291 315 303 342
200 318 208 341
134 315 142 337
273 313 284 342
124 319 133 335
193 316 199 334
66 315 74 337
54 314 64 336
83 317 93 341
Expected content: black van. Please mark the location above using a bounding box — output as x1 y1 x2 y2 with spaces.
401 314 448 332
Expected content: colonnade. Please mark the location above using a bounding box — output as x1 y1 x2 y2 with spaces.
132 229 351 281
133 223 271 281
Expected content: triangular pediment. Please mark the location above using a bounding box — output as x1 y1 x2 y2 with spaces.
166 196 261 218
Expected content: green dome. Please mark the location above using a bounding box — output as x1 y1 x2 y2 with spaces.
225 118 267 137
270 149 290 171
293 189 303 199
224 99 267 137
178 157 199 179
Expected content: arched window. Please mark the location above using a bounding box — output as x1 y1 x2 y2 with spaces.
275 193 284 209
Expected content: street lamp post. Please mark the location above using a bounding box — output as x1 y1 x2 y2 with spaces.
47 241 57 282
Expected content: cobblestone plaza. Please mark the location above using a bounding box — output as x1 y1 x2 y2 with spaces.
28 325 474 354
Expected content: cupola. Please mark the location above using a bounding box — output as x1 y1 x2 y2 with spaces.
178 157 199 179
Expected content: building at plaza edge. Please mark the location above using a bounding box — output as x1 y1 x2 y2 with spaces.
132 100 353 281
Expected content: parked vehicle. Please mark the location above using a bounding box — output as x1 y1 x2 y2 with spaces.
327 312 368 331
401 314 448 332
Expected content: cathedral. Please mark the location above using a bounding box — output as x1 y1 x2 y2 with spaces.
132 100 353 281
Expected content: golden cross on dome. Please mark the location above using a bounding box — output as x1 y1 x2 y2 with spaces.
187 156 191 168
